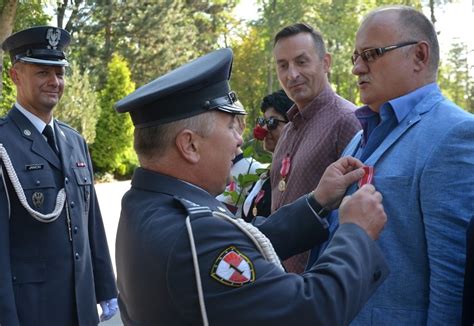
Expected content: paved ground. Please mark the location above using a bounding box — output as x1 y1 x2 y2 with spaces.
95 180 131 326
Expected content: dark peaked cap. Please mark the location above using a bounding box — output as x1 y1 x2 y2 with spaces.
115 48 246 128
2 26 70 66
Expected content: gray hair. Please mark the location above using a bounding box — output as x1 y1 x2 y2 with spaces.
363 6 439 78
134 111 217 164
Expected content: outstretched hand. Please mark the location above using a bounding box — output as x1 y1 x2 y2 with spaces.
313 156 365 210
339 184 387 240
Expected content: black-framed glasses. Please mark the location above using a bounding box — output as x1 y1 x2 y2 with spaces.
256 117 287 130
351 41 418 65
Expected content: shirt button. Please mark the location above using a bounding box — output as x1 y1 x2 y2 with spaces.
73 226 78 234
36 180 41 186
75 252 80 260
70 201 75 208
65 177 69 184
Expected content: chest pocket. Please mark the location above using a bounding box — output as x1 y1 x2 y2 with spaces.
19 172 57 213
72 167 91 206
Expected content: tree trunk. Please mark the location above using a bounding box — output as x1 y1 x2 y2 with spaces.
0 0 18 96
429 0 436 27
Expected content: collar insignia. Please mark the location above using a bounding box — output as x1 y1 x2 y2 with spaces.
210 246 255 287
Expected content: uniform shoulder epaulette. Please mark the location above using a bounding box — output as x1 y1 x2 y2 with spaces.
174 196 212 220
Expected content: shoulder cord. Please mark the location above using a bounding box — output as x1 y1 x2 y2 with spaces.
213 211 284 271
0 143 65 223
185 216 209 326
184 211 284 326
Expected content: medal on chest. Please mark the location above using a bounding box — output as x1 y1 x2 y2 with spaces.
358 166 375 188
278 154 291 192
252 189 265 216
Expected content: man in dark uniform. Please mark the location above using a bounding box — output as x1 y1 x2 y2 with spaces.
0 26 117 325
114 48 389 325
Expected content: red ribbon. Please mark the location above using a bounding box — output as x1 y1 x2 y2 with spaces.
280 154 291 178
358 166 374 187
255 190 265 205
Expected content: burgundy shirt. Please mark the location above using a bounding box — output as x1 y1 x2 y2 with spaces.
270 85 361 273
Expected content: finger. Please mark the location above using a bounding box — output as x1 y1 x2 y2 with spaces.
359 184 376 193
340 156 365 170
339 194 351 208
341 167 365 185
373 191 383 202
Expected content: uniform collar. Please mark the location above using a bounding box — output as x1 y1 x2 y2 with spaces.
15 102 56 137
131 167 232 214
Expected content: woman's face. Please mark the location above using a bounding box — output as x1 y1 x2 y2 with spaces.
262 107 287 153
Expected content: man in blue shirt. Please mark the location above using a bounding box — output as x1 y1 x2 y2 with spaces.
315 5 474 325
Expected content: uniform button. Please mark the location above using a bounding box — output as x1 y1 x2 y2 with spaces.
373 270 382 282
75 252 80 260
65 177 69 184
12 275 17 281
36 180 41 186
70 201 75 208
83 177 88 182
73 226 78 234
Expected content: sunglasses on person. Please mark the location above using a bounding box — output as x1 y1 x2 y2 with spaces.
256 117 287 130
351 41 418 65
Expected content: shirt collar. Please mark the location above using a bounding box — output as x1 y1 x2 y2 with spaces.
387 83 438 123
287 84 333 123
16 102 55 136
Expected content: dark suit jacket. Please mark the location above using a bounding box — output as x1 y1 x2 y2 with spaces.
463 217 474 325
0 107 117 326
116 167 389 325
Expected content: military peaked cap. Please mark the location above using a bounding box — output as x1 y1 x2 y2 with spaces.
115 48 246 128
2 26 70 67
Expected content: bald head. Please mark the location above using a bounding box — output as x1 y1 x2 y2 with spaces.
360 6 439 79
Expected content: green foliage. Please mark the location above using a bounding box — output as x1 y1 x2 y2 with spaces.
90 54 137 178
0 59 15 115
232 0 423 128
1 1 49 115
65 0 237 90
55 61 100 144
14 1 50 30
438 41 474 113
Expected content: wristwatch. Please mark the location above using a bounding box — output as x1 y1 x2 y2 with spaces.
306 191 330 218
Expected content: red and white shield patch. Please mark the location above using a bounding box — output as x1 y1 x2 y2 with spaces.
210 246 255 287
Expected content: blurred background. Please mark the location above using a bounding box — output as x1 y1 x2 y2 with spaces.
1 0 472 180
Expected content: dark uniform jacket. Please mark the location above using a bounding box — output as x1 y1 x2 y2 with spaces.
0 107 117 326
116 167 389 325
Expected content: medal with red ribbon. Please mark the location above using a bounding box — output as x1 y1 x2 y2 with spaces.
252 190 265 216
358 166 374 188
278 154 291 192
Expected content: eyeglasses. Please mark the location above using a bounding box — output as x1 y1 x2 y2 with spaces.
256 117 287 130
351 41 418 65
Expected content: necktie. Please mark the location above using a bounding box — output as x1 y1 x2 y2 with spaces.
42 124 59 155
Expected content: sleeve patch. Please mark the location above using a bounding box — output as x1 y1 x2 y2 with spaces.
210 246 255 287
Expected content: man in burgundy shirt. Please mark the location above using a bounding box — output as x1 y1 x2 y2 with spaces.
271 23 361 273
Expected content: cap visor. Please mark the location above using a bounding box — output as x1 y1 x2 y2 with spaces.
215 104 246 115
19 57 69 67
